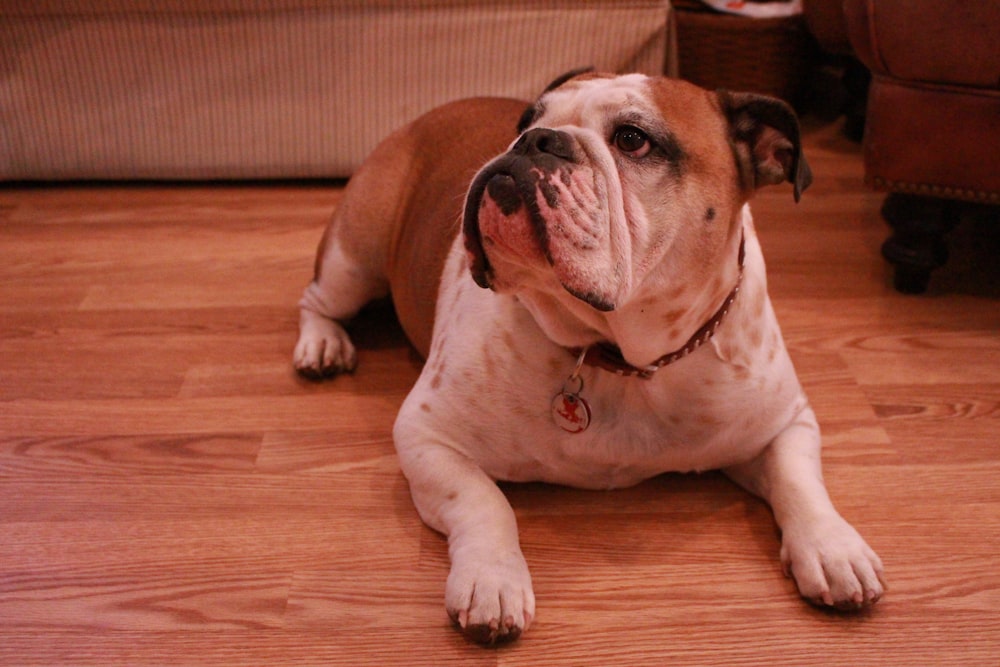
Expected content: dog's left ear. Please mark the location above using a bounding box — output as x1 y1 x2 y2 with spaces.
717 91 812 202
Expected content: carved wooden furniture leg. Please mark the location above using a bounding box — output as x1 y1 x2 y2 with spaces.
880 194 959 294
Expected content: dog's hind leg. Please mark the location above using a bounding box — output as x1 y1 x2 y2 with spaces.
294 226 389 378
293 115 427 379
294 164 403 378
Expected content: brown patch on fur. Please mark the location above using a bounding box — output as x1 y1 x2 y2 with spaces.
431 333 448 355
750 289 767 319
665 282 690 301
431 358 445 390
767 331 781 362
547 354 568 375
661 307 687 324
695 412 723 427
709 275 725 296
511 403 535 419
449 284 463 312
481 341 498 375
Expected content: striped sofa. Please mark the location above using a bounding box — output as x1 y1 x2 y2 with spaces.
1 1 676 181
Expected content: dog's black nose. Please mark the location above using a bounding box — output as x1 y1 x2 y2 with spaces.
513 128 575 161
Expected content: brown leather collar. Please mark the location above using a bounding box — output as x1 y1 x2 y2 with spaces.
572 232 746 380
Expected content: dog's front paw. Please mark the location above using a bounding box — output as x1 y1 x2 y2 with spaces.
446 548 535 644
781 513 886 610
293 311 357 379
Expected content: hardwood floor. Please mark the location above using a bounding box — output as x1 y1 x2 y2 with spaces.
1 118 998 666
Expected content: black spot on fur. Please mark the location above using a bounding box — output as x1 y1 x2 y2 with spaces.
485 174 522 216
517 105 538 134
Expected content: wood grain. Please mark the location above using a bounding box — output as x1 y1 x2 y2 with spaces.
2 120 999 666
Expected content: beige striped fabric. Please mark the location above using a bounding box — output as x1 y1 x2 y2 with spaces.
1 1 676 180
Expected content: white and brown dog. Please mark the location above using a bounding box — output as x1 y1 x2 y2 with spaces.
294 71 885 644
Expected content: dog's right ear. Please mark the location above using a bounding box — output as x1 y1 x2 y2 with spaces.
542 66 596 94
517 105 538 134
518 67 596 133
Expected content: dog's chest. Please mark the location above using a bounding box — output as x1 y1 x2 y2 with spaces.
412 326 801 491
407 244 804 489
489 358 797 488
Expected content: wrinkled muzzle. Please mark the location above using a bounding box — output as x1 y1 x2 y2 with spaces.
462 128 629 312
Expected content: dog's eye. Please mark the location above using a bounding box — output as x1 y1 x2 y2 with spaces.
613 126 652 158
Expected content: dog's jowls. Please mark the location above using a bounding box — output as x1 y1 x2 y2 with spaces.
294 72 885 644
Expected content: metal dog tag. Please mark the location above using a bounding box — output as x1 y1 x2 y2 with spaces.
551 389 591 434
552 350 591 434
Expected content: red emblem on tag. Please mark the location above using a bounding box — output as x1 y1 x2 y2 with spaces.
551 391 591 434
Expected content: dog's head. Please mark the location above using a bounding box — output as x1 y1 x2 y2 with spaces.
462 71 810 349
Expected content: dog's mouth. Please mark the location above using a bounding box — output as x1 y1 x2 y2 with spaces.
463 160 550 285
462 149 622 312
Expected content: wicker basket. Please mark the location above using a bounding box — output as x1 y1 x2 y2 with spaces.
673 1 812 104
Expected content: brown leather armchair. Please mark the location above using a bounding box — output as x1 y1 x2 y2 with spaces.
841 0 1000 293
802 0 870 140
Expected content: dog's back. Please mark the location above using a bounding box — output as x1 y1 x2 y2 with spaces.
320 97 527 357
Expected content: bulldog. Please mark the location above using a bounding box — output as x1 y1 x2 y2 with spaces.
294 71 885 644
